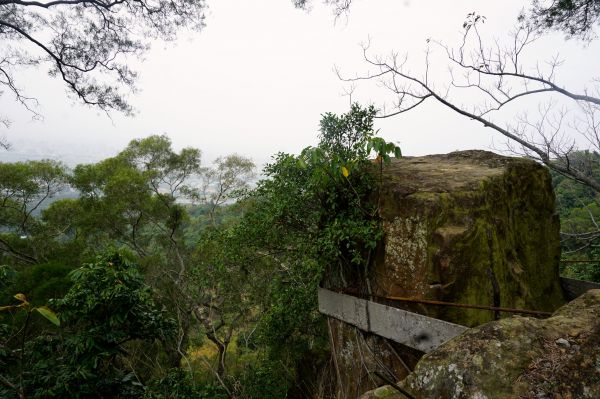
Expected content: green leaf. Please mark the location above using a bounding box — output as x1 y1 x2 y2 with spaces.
14 293 27 303
35 306 60 326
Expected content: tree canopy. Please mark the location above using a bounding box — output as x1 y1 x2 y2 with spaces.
0 0 206 124
529 0 600 39
0 106 402 398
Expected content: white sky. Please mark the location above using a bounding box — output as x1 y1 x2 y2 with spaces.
1 0 599 168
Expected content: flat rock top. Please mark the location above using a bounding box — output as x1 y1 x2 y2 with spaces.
382 150 531 194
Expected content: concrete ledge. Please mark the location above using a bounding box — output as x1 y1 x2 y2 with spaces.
318 288 468 353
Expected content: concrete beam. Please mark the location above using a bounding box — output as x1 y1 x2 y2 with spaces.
561 276 600 300
318 288 468 353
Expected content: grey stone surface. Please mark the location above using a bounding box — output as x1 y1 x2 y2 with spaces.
560 276 600 300
361 290 600 399
318 288 468 353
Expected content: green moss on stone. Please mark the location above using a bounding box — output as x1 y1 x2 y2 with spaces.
373 151 565 327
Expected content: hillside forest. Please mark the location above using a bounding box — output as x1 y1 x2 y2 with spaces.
0 106 403 398
2 103 600 398
2 0 600 397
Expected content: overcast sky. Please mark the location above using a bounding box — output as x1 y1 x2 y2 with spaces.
1 0 599 168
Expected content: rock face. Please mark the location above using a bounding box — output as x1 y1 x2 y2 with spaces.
374 150 564 324
361 289 600 399
323 151 566 398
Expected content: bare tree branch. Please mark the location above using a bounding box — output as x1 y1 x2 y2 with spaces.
340 15 600 193
341 14 600 252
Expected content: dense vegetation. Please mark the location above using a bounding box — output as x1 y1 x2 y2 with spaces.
3 110 600 398
2 0 599 397
553 151 600 281
0 105 400 398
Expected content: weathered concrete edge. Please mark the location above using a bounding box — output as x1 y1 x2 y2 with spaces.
318 288 468 353
561 276 600 300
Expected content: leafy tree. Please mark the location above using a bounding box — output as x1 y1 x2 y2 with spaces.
62 135 210 368
0 0 206 124
0 292 60 399
552 150 600 218
0 252 175 399
1 261 72 306
1 135 258 383
198 104 400 397
194 154 255 227
188 228 256 386
70 135 201 260
528 0 600 39
1 108 397 397
0 160 68 265
551 151 600 280
143 368 228 399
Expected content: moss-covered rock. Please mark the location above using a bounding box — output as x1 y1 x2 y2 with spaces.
324 150 566 398
363 385 409 399
371 289 600 399
374 150 565 325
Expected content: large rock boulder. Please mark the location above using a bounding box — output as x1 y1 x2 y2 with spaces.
362 289 600 399
323 151 566 397
373 150 564 325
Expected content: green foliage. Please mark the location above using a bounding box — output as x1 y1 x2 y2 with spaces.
560 256 600 282
204 103 401 396
144 368 228 399
3 261 73 306
529 0 600 39
0 160 68 229
0 265 16 290
0 159 69 266
34 305 60 326
295 104 400 267
552 151 600 281
0 110 399 397
193 154 256 227
238 359 291 399
0 292 60 325
56 252 175 343
1 252 176 399
0 134 262 398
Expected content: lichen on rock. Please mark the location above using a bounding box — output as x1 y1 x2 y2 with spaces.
387 289 600 399
373 150 565 326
